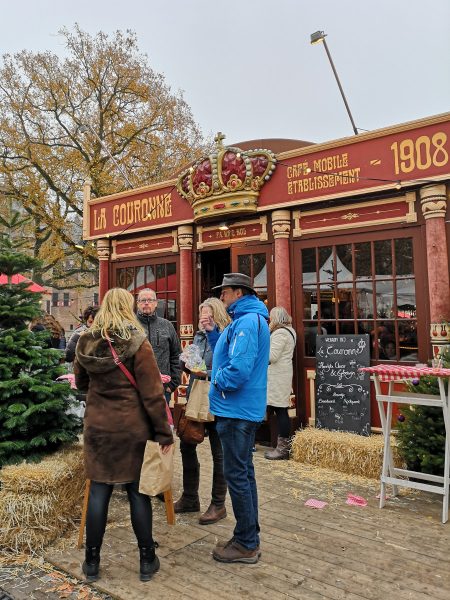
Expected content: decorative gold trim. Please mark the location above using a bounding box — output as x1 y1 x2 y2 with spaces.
96 238 111 261
111 231 178 260
420 183 447 220
292 194 417 237
84 218 193 242
278 112 450 161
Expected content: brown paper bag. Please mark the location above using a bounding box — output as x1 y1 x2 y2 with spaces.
139 441 174 496
185 379 214 422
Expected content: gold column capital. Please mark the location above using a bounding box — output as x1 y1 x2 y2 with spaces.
420 183 447 220
177 225 194 250
272 209 291 239
96 238 111 261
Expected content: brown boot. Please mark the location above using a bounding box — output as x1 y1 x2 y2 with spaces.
216 537 261 557
213 540 259 564
198 503 226 525
173 495 200 513
264 436 290 460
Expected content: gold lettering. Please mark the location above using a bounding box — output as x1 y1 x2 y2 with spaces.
165 193 172 216
93 208 107 231
113 205 119 227
134 200 141 223
141 198 149 220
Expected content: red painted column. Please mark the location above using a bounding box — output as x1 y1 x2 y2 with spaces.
177 225 194 347
420 184 450 357
272 209 292 315
96 238 110 302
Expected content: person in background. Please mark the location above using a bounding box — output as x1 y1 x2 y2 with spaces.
30 313 66 349
264 307 297 460
201 273 270 565
136 288 181 402
65 306 99 362
74 288 173 583
175 297 230 525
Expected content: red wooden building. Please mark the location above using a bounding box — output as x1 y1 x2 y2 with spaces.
82 112 450 430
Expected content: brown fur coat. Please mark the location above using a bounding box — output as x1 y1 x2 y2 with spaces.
74 329 173 483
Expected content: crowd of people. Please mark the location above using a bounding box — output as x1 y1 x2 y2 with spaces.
32 273 296 581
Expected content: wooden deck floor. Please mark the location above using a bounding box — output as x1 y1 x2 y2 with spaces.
47 441 450 600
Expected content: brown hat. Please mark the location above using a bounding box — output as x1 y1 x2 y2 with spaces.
212 273 256 295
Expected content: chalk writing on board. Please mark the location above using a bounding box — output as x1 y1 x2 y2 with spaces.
315 335 370 436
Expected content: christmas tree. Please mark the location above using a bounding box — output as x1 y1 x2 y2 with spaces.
396 349 449 476
0 212 81 466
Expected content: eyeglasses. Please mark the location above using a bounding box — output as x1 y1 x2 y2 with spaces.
138 298 157 304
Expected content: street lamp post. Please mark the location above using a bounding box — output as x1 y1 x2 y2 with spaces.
79 124 134 188
310 30 359 136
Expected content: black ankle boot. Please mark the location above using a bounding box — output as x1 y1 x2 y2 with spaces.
82 546 100 581
139 546 160 582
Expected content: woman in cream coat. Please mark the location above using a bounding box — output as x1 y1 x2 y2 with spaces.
265 307 296 460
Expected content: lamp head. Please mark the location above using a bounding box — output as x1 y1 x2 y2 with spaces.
310 30 326 45
218 222 229 231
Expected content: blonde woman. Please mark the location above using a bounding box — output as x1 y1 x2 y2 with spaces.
74 288 173 582
175 297 231 525
265 306 296 460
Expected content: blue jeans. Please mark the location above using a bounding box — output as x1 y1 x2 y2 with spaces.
215 417 261 550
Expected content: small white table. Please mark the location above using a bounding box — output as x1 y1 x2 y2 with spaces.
360 364 450 523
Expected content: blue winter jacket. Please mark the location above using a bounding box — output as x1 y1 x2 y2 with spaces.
207 294 270 422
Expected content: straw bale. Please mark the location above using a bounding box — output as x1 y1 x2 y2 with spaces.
291 428 404 479
0 443 85 553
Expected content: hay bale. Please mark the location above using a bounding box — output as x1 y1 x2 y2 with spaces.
0 443 85 553
291 428 404 479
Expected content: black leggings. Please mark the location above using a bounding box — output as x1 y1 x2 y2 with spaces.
86 481 154 548
267 406 290 438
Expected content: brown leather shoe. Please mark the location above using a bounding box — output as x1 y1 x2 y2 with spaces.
213 540 259 564
198 503 227 525
173 496 200 514
216 537 261 557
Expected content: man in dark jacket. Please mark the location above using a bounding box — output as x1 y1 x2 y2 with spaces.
201 273 270 565
136 288 181 401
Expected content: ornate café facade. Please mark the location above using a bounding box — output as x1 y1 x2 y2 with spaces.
82 112 450 430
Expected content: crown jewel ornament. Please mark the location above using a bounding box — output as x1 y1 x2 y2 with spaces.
177 132 276 222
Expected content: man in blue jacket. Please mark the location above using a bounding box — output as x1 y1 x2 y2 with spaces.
200 273 269 564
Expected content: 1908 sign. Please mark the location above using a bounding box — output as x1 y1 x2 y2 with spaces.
315 335 371 436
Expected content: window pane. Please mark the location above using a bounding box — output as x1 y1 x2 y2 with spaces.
155 264 165 290
376 280 394 318
302 248 316 284
136 266 145 292
338 287 354 318
304 321 326 357
356 281 374 319
338 320 355 334
336 244 353 280
355 242 371 278
396 278 416 318
319 246 333 283
399 321 418 362
238 254 251 277
302 289 314 320
167 262 176 277
374 240 392 276
395 238 414 276
253 254 267 294
146 265 155 286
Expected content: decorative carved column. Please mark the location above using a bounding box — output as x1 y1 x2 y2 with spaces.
96 238 110 302
178 225 194 350
420 184 450 357
272 209 292 315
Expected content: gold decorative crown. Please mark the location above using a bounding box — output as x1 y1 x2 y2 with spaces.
177 132 276 222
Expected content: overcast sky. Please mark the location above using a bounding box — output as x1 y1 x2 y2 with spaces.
1 0 449 146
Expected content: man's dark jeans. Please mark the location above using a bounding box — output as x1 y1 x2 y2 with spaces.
215 417 261 550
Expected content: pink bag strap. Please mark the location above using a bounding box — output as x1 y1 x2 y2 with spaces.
106 336 138 389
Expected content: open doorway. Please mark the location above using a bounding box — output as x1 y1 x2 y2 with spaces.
199 249 230 302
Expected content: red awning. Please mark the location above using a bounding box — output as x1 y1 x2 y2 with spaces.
0 273 49 293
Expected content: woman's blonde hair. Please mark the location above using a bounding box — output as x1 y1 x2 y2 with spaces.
269 306 293 332
200 297 231 332
90 288 144 340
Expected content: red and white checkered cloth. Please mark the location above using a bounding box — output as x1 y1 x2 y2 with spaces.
359 364 450 382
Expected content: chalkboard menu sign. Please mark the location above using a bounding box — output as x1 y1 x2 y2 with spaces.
315 335 371 436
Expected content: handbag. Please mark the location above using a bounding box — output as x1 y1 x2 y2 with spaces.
176 405 205 444
185 378 214 422
105 336 173 427
139 441 174 496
